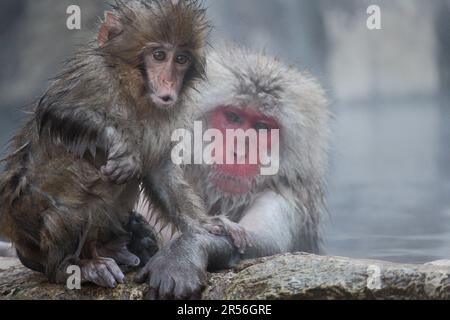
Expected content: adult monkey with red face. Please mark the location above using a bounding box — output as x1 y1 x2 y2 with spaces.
136 47 330 299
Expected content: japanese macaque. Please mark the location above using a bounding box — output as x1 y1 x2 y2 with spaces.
136 47 330 299
0 0 213 288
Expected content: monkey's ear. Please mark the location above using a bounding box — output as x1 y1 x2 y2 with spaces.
98 12 123 47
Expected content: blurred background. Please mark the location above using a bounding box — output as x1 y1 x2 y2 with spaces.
0 0 449 263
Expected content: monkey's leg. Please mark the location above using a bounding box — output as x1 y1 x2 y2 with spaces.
41 220 125 288
39 195 129 288
74 191 146 285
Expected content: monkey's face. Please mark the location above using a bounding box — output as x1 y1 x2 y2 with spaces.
208 106 279 195
144 44 193 109
97 2 209 111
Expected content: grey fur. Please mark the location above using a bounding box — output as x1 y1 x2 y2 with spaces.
137 46 331 299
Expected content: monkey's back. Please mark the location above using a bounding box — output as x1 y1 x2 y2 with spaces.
0 119 136 264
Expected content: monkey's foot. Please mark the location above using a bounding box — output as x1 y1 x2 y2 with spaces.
126 212 159 266
205 216 250 254
135 246 206 300
97 243 141 268
80 257 125 288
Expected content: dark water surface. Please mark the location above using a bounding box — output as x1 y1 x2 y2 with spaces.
324 98 450 264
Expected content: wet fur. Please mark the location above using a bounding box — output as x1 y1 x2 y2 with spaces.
0 0 210 283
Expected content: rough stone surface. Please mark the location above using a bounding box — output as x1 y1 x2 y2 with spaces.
1 253 450 300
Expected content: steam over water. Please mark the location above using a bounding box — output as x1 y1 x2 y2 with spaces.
326 98 450 263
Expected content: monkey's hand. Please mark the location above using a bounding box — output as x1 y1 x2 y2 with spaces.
97 242 141 268
205 216 250 254
134 239 207 300
80 258 125 288
101 128 142 185
126 212 159 266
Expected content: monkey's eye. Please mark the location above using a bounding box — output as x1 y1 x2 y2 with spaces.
224 111 242 124
152 50 167 61
254 122 270 131
175 54 190 65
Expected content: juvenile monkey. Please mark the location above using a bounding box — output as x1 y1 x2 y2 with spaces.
0 0 213 288
137 47 330 299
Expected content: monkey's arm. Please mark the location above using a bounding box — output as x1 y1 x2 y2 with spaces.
136 191 305 299
135 230 235 299
142 160 209 233
235 191 305 258
36 101 142 184
206 191 305 268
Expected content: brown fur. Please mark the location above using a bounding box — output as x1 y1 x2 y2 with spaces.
0 0 211 284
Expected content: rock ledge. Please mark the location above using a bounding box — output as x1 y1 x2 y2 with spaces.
1 253 450 300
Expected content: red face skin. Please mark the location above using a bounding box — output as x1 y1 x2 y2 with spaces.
209 106 279 195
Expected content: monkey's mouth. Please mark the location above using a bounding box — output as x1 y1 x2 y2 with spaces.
151 94 177 108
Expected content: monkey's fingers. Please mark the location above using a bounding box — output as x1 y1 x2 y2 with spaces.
157 275 175 300
137 250 207 300
100 163 116 177
101 163 128 184
113 247 141 267
134 266 150 283
145 271 165 300
206 224 226 236
229 227 249 255
205 218 249 254
128 237 158 266
102 258 126 284
82 265 112 288
148 271 203 300
107 142 127 160
96 263 119 288
97 243 140 267
101 158 139 185
101 162 121 178
173 278 203 300
81 259 124 288
116 171 133 185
